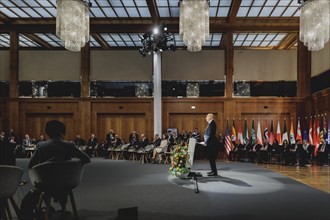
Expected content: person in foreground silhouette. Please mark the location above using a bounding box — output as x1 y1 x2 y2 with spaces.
204 113 218 176
28 120 90 215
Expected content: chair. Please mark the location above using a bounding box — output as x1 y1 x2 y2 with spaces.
0 165 24 220
29 161 84 220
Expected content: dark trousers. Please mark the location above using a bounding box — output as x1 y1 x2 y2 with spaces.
206 146 218 174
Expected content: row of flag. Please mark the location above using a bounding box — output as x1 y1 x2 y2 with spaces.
224 115 330 156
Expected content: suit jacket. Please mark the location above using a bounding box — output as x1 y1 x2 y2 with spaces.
204 120 217 147
28 138 90 169
87 137 98 148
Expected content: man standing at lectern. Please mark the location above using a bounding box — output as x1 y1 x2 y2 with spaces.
204 113 218 176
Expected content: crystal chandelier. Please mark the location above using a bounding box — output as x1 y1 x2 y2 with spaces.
299 0 330 51
179 0 209 52
56 0 90 52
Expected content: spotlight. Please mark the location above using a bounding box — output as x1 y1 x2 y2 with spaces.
138 24 176 57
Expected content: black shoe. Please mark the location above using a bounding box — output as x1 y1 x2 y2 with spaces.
207 171 213 174
207 172 218 176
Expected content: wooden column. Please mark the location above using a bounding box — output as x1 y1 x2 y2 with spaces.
8 32 19 134
297 40 311 99
225 32 234 98
9 32 19 98
297 40 311 117
81 43 90 98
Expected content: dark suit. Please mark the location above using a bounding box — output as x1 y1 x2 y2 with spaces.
204 120 218 174
28 138 90 169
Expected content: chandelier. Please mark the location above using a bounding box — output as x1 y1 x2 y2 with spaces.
299 0 330 51
56 0 90 52
179 0 209 52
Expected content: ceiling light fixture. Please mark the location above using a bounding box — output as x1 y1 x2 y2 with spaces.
298 0 330 51
56 0 91 52
179 0 210 52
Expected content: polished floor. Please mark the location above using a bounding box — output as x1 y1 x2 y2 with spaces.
258 163 330 194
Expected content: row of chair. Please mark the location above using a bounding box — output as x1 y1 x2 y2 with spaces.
0 161 84 220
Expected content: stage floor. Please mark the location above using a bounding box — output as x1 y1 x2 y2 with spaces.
14 158 330 220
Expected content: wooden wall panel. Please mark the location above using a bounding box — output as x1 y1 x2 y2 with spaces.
91 100 153 141
169 113 220 136
18 100 79 141
97 113 146 142
24 113 75 141
0 101 7 132
311 88 330 117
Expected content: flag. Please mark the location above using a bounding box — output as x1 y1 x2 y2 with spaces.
309 117 313 145
276 119 282 144
269 119 274 145
296 118 302 142
264 119 269 140
314 116 320 154
313 116 319 149
257 119 263 145
322 115 327 143
289 119 295 144
327 117 330 145
237 119 244 145
282 119 288 143
225 121 232 155
303 117 308 142
320 116 324 143
251 119 256 145
243 118 249 144
231 120 237 143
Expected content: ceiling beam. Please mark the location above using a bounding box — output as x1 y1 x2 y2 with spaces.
0 12 10 24
0 18 299 33
227 0 242 24
91 34 109 49
23 34 54 49
146 0 159 25
275 33 298 49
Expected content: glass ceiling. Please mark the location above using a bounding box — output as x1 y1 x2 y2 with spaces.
233 32 288 47
0 0 300 18
0 1 299 49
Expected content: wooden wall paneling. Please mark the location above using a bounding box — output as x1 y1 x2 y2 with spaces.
91 99 152 141
78 100 91 139
24 113 75 141
163 98 224 136
19 100 79 141
225 32 234 98
311 88 330 117
81 44 90 98
96 113 146 143
297 40 311 99
0 101 8 132
7 100 19 136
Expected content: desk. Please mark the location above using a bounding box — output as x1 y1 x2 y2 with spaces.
25 147 36 158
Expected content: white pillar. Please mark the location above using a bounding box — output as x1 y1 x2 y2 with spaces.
153 51 162 136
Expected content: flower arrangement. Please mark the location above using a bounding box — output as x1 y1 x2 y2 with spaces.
169 145 190 178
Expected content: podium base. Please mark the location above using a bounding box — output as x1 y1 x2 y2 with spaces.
187 172 202 193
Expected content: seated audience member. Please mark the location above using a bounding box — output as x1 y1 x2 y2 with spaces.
179 130 189 145
74 134 86 148
248 142 262 163
240 139 252 161
36 133 46 144
296 139 312 166
113 135 122 147
167 130 176 152
106 129 116 147
98 139 108 157
270 139 282 164
218 133 225 154
191 128 202 142
151 134 168 162
137 134 149 150
229 141 239 161
86 133 98 157
129 130 139 143
22 134 35 148
28 120 90 215
0 131 15 165
128 133 139 150
259 139 271 163
317 139 329 166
